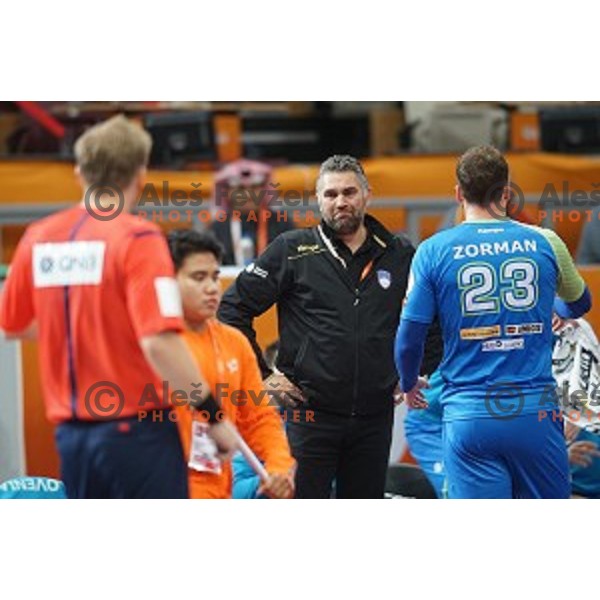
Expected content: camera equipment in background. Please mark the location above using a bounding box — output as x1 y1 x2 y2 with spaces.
540 106 600 154
144 112 217 168
241 114 371 162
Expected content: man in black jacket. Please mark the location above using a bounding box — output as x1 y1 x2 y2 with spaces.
218 155 441 498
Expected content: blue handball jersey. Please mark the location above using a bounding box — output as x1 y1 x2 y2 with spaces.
402 219 586 421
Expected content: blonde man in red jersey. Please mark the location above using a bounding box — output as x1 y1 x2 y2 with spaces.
0 116 236 498
168 228 295 499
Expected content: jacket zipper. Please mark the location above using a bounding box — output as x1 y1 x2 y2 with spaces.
351 252 384 416
352 287 360 417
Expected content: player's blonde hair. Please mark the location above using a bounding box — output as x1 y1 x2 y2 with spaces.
74 115 152 188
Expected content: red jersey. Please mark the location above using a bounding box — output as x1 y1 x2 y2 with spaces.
0 206 184 423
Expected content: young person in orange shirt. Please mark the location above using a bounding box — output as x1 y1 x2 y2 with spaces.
168 229 295 499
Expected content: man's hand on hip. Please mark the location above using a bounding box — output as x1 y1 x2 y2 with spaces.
264 373 306 408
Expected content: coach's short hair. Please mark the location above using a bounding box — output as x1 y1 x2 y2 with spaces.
317 155 369 192
456 145 509 207
167 229 224 271
74 115 152 188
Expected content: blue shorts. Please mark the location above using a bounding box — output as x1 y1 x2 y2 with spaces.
55 415 188 499
404 419 446 498
443 414 570 499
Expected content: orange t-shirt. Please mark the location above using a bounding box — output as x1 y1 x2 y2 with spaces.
0 206 184 423
177 320 294 499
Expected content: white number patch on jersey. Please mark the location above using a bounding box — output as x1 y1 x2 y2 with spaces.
154 277 183 318
33 241 106 288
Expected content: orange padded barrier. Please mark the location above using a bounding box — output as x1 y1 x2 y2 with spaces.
2 153 599 258
1 153 599 204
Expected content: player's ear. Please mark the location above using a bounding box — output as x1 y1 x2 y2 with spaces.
498 185 511 211
136 166 147 189
364 185 372 207
74 165 87 191
139 165 147 177
454 184 463 204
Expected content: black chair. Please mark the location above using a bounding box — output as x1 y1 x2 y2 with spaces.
385 464 438 499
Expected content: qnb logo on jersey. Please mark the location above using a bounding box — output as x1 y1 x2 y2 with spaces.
33 241 106 288
55 255 99 272
40 256 55 273
482 338 525 352
38 255 100 275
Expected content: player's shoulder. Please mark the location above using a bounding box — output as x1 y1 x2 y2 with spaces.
414 226 461 255
117 213 164 239
410 225 486 270
511 220 566 248
363 214 414 256
388 231 416 257
213 320 252 352
25 206 86 241
112 216 170 270
212 319 248 345
266 227 317 257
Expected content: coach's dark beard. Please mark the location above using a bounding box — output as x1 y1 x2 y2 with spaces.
325 212 363 236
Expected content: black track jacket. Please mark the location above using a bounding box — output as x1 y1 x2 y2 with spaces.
218 214 442 416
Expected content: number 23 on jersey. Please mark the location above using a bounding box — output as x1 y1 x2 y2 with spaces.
458 259 539 316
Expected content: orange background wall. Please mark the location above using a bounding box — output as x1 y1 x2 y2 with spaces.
2 153 599 203
2 153 600 261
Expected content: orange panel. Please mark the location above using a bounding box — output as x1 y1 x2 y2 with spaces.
2 225 27 263
553 212 588 257
0 151 597 265
156 218 193 235
2 153 600 206
22 340 60 478
580 267 600 337
511 112 540 152
419 214 444 241
214 114 242 163
369 206 406 234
